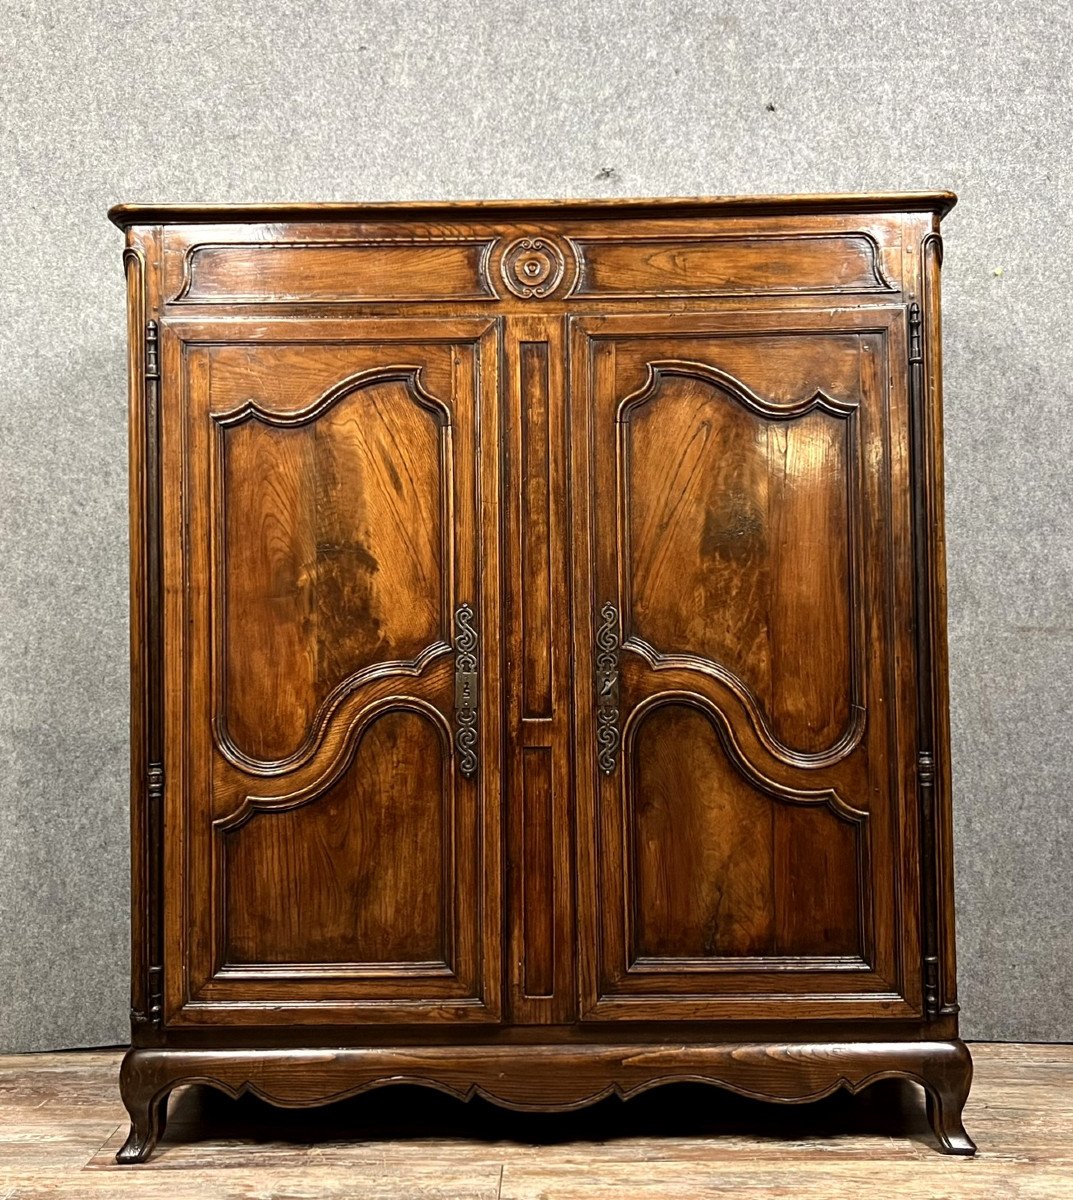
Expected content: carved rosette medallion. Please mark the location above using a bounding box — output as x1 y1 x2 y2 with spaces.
500 236 567 299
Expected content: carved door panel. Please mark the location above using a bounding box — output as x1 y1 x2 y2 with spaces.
160 317 501 1026
572 310 922 1021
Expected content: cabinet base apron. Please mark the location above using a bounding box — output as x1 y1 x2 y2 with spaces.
116 1038 976 1162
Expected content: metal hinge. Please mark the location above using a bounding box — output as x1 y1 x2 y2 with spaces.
147 965 163 1027
144 762 165 1029
131 962 163 1031
145 319 159 381
917 750 940 1020
908 300 923 367
147 762 164 805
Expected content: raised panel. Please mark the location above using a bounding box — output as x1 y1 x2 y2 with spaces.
571 232 894 299
521 746 555 996
222 709 450 967
215 368 450 768
621 365 858 756
628 703 861 963
520 339 553 718
177 239 498 304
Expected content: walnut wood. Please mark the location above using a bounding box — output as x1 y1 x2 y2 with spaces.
116 192 968 1162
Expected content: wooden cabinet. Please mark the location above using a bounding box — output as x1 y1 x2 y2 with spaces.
111 193 974 1161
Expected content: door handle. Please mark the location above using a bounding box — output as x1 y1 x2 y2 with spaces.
595 602 621 775
454 603 478 778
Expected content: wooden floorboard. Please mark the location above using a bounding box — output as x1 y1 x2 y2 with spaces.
0 1043 1069 1197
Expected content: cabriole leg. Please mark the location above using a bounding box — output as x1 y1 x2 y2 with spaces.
116 1048 172 1164
922 1043 976 1156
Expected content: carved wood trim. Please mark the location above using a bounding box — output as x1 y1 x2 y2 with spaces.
622 692 869 824
213 696 452 832
617 359 859 423
497 235 577 300
210 363 452 429
623 638 867 771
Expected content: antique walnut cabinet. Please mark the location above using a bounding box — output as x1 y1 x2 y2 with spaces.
110 192 973 1161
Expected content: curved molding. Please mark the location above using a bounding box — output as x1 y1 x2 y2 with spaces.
214 641 452 776
922 230 944 270
617 359 858 423
622 691 867 824
214 696 452 833
212 364 452 429
626 638 867 770
122 246 147 315
212 365 454 773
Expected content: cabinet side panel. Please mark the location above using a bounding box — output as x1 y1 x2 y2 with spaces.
124 240 148 1028
124 226 164 1042
921 219 959 1017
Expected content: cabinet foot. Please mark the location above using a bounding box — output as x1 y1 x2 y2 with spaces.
116 1049 172 1164
923 1044 976 1155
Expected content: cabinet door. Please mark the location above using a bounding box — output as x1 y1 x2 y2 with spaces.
571 310 922 1021
160 317 501 1026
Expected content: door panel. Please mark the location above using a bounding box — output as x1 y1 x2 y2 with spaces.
571 310 920 1021
217 371 449 766
628 702 862 961
624 379 855 755
224 707 449 966
161 317 501 1025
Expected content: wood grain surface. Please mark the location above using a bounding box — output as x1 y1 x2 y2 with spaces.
0 1044 1069 1198
120 195 966 1161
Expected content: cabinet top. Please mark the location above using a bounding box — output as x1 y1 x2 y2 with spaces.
108 190 957 229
